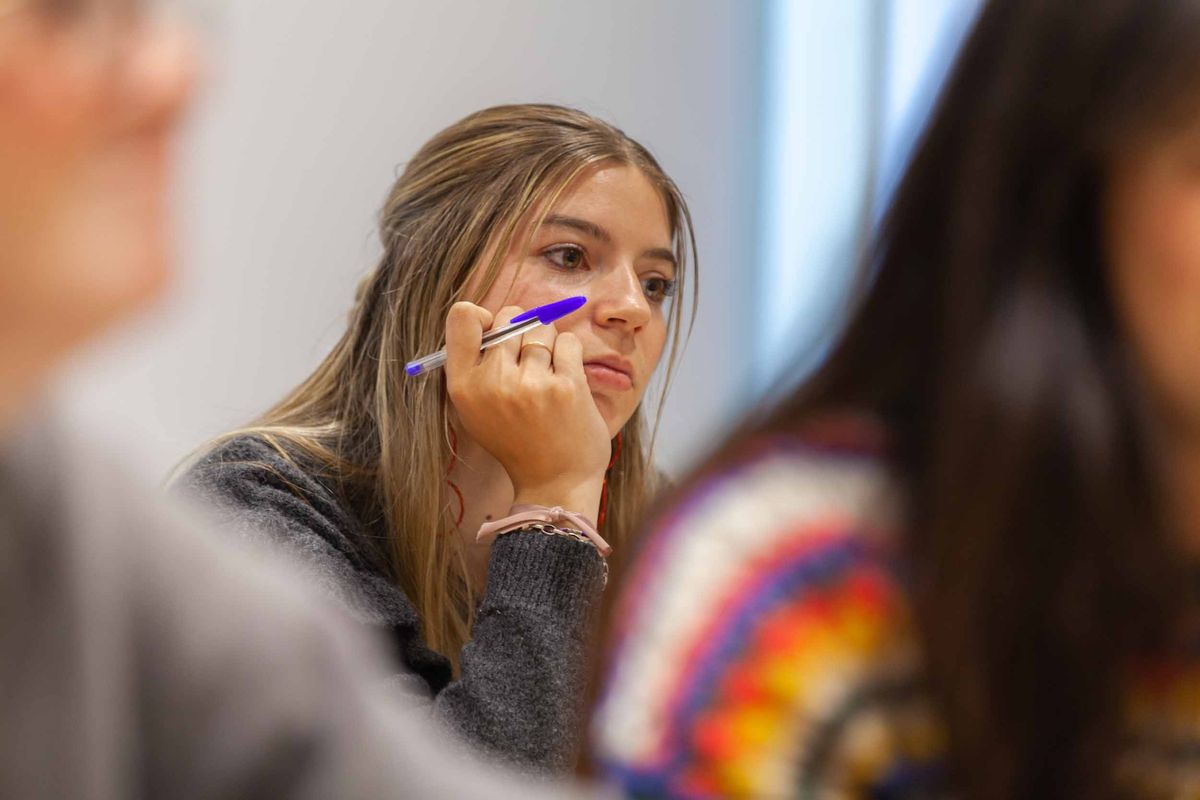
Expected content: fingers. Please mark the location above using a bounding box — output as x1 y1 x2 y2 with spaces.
445 302 493 375
518 322 557 371
483 305 527 363
552 331 586 383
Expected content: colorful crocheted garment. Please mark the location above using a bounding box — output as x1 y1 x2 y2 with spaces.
594 425 948 798
594 422 1200 798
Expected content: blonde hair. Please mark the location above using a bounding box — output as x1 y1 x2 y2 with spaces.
207 104 696 671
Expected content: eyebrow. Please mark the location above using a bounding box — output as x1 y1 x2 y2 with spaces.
542 214 677 268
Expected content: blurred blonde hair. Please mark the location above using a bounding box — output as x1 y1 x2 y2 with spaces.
205 104 697 670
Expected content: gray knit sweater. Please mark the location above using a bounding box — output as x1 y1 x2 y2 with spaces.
3 414 595 800
179 435 607 774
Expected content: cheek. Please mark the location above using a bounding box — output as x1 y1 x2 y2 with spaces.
598 317 669 434
1108 168 1200 424
643 316 669 371
0 144 171 353
0 61 176 350
0 33 110 170
505 281 564 316
474 260 562 316
630 314 669 392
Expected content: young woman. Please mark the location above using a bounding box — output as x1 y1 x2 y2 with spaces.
180 104 696 772
594 1 1200 797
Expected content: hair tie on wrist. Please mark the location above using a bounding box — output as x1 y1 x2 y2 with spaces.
477 504 612 557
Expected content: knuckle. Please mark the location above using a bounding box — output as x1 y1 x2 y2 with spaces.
495 380 519 405
548 380 572 403
497 305 525 324
447 301 474 323
448 301 491 333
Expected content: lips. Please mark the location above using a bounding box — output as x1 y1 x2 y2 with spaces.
583 356 634 392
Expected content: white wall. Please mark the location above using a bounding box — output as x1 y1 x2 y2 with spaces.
54 1 763 483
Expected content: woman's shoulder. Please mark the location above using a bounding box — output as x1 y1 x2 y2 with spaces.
594 414 938 797
185 432 321 492
177 433 412 626
180 431 368 548
181 432 360 524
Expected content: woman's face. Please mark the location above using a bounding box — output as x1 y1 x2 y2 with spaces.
0 2 195 390
473 163 676 437
1107 118 1200 436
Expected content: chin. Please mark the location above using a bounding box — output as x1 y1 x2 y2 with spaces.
83 246 172 331
589 394 624 438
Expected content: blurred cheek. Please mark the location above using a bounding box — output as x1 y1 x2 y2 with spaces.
1107 157 1200 429
0 46 111 348
0 21 193 353
0 140 172 358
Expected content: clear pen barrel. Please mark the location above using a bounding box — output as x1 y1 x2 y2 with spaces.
405 317 540 376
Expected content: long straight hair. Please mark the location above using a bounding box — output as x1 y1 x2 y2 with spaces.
720 1 1200 796
206 105 697 672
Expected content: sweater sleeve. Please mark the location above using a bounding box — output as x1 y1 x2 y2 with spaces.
176 437 606 774
439 529 606 771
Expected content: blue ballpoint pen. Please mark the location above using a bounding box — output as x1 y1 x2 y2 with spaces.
405 295 587 377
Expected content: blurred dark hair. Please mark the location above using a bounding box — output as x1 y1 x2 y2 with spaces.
735 0 1200 796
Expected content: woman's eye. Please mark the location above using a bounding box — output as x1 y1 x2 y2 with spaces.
543 245 587 271
642 277 677 304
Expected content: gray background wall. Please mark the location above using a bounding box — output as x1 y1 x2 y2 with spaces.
53 1 763 484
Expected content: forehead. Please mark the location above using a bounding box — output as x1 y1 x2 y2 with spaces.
542 163 672 243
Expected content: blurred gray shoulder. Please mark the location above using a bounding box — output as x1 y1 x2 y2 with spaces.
176 434 413 627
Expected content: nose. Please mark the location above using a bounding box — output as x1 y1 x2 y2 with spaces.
591 262 651 333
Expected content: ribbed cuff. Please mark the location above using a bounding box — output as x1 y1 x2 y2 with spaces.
483 529 606 623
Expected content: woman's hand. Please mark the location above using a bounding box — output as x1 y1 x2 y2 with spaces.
445 302 611 520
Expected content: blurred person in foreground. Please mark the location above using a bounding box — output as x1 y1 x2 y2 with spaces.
0 1 591 797
594 0 1200 797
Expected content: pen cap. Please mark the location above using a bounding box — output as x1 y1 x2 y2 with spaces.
510 295 587 326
